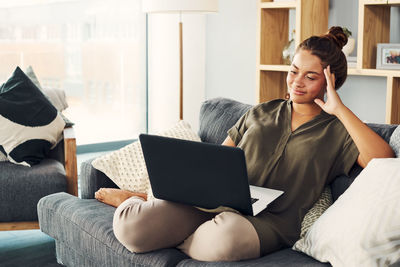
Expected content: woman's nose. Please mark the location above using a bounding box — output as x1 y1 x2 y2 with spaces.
293 76 304 88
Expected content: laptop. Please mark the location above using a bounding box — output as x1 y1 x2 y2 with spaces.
139 134 284 216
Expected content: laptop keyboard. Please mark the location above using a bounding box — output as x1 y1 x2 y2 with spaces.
251 197 259 204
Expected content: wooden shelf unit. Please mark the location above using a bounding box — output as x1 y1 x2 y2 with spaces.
356 0 400 123
257 0 400 124
256 0 329 102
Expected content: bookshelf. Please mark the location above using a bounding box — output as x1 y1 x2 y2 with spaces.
256 0 329 102
257 0 400 124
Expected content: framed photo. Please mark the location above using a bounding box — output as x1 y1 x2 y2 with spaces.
376 43 400 70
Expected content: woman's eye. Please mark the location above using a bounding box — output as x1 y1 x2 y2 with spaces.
290 71 297 74
306 76 315 80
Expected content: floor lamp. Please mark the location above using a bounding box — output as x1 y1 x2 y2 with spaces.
142 0 218 120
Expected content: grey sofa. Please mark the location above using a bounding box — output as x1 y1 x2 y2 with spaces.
1 127 77 231
38 97 399 266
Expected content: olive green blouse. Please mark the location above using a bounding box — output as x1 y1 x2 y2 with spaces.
227 99 359 255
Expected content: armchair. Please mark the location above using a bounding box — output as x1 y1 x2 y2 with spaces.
0 126 78 231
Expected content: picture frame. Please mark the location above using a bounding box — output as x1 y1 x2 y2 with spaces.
376 43 400 70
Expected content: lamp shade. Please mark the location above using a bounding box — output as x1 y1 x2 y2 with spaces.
142 0 218 13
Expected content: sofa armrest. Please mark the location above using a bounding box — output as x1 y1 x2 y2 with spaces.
64 127 78 197
80 158 118 199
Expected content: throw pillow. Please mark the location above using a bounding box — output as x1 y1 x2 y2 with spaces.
299 186 332 239
0 146 7 162
0 67 65 166
25 66 72 125
389 125 400 157
25 65 44 91
92 120 201 200
293 158 400 267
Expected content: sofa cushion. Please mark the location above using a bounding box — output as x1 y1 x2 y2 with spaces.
389 125 400 157
177 248 330 266
38 192 190 267
199 98 252 145
0 67 65 166
0 158 66 221
293 158 400 266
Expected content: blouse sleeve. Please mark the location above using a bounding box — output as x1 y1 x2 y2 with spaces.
227 109 251 146
332 133 360 177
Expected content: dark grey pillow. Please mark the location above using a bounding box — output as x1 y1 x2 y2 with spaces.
198 97 251 145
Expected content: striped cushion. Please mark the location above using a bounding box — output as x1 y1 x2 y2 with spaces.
0 67 65 166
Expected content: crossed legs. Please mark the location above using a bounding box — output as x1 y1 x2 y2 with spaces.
96 188 260 262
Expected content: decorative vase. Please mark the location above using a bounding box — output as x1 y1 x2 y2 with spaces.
282 31 295 64
343 37 355 57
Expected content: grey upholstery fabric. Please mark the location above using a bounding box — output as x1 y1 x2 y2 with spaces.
366 123 398 143
198 97 252 145
0 158 66 221
80 158 118 199
177 249 330 266
38 192 189 267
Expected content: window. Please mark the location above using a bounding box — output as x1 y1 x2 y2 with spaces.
0 0 147 145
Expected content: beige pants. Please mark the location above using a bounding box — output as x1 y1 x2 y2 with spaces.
113 197 260 262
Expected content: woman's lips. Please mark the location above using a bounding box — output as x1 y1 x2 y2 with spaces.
291 89 306 95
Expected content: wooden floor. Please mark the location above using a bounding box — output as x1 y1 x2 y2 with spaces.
0 230 60 267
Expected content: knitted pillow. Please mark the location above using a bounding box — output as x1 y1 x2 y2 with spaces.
299 186 333 238
92 120 201 200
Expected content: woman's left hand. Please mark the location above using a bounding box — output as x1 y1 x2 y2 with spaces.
314 65 345 116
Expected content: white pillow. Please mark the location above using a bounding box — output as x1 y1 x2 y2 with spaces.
92 120 201 200
389 125 400 157
293 158 400 267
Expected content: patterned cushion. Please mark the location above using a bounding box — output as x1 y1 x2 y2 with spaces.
299 187 332 239
92 120 200 200
293 158 400 266
0 67 65 166
389 125 400 157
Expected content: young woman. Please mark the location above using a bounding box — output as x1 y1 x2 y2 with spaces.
95 27 394 261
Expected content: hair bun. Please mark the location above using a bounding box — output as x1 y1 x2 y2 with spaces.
324 26 348 50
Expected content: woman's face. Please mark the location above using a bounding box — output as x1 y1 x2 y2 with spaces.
286 49 326 104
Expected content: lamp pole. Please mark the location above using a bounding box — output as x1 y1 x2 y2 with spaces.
179 12 183 120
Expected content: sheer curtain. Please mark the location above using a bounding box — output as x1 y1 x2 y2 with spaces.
0 0 147 145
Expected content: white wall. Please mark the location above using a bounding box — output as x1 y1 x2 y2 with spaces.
205 0 400 123
205 0 257 105
147 13 208 133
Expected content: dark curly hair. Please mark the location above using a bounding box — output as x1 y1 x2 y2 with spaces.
297 26 348 90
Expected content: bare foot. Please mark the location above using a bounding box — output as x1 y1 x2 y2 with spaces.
95 188 147 207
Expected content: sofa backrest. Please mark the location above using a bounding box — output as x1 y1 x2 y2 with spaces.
199 97 252 145
198 97 399 201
